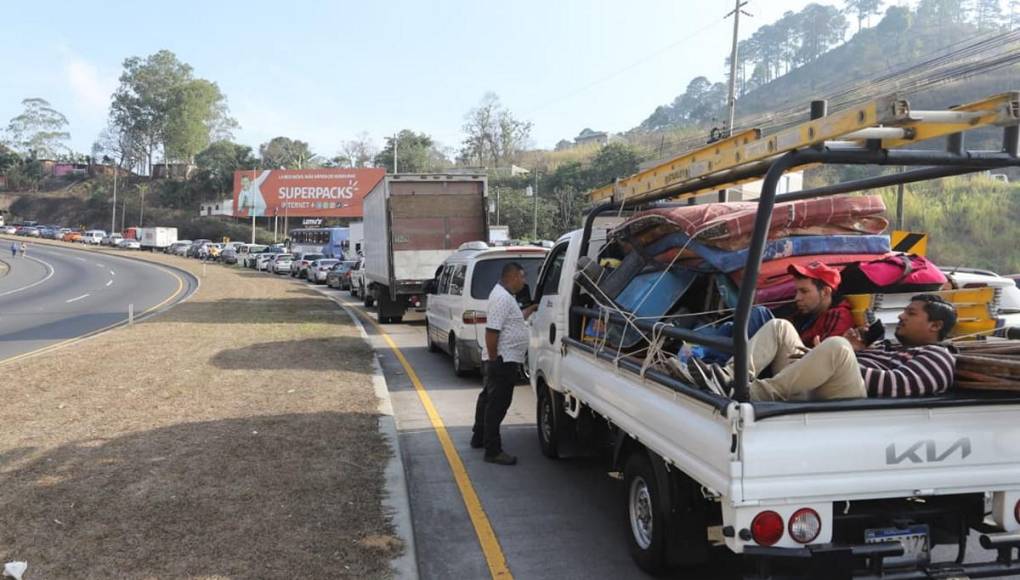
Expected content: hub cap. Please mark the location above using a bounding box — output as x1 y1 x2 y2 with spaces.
629 476 653 550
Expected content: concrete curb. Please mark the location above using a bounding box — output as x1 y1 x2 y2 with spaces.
313 286 420 580
0 258 8 277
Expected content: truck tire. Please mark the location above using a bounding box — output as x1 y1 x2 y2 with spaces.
537 383 564 459
426 320 440 353
450 335 472 377
363 286 375 308
624 452 669 575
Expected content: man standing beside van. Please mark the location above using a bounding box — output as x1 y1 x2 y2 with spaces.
472 262 537 466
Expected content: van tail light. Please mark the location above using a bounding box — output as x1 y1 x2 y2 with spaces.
1014 500 1020 524
751 511 784 546
788 508 821 544
463 310 487 324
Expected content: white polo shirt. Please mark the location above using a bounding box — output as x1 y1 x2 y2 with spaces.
483 283 529 364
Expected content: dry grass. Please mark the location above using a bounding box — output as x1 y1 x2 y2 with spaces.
0 242 399 579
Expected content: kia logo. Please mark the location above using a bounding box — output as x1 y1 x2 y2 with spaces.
886 438 972 464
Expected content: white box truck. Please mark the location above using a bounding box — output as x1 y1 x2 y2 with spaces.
348 221 364 256
362 174 488 323
138 227 178 251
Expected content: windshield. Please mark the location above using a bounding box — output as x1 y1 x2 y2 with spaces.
470 257 544 300
303 254 324 261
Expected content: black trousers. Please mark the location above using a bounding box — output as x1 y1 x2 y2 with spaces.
472 359 519 457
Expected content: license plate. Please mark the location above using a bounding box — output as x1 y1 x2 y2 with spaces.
865 524 930 567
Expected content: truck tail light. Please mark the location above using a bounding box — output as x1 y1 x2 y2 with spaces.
463 310 487 324
751 511 784 546
788 508 821 544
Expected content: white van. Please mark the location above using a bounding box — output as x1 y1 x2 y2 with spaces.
82 230 107 245
424 242 548 375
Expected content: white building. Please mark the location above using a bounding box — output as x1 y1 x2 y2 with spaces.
199 198 234 217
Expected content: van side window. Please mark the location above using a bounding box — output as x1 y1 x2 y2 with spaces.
449 265 467 296
536 242 568 300
438 265 453 294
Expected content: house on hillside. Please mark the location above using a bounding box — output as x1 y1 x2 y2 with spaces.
574 128 609 147
200 198 234 217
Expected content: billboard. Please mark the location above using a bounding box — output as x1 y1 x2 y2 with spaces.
233 168 385 218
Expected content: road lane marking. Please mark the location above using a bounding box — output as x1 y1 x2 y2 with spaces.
348 304 512 579
106 280 113 287
109 270 116 276
66 293 90 303
0 263 189 367
0 256 55 298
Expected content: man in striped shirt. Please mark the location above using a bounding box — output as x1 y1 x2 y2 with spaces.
691 294 958 401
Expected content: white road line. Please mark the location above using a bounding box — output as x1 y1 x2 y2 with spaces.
74 256 87 262
106 280 113 287
95 263 105 268
66 293 90 303
109 270 116 276
0 256 56 298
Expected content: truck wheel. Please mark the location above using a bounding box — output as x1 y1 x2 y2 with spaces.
450 336 471 377
426 320 441 353
624 452 668 575
537 384 563 459
363 286 375 308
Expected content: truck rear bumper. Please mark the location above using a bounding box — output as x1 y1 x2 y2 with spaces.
744 532 1020 579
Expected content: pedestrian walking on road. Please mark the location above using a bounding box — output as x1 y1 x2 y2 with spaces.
471 262 538 466
19 242 26 257
10 242 16 258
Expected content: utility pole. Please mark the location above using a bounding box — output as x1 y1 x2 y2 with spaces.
138 186 145 227
110 162 118 233
392 132 399 174
250 168 257 244
725 0 752 136
532 172 540 240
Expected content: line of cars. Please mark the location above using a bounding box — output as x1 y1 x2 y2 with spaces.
2 225 142 249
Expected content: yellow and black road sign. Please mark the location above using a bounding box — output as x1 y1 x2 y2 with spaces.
891 230 928 256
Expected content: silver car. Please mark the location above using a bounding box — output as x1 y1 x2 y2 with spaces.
307 259 340 284
270 254 294 274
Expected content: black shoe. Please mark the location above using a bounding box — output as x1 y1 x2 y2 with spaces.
689 358 726 397
706 363 736 398
470 437 484 449
484 452 517 465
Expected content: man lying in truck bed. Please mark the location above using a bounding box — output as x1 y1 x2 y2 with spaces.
688 294 958 401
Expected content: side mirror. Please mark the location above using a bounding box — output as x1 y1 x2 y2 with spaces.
423 279 437 295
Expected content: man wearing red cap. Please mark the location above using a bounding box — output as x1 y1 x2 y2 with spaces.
785 261 855 346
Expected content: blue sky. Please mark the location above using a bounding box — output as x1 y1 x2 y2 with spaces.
1 0 873 160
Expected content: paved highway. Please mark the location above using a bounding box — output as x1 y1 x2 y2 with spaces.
0 240 196 363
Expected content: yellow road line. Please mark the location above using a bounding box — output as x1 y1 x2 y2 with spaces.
0 266 187 367
352 307 512 579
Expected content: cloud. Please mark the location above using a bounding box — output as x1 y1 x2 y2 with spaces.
63 54 116 120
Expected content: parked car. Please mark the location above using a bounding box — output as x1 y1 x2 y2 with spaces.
269 254 294 275
255 248 285 271
101 233 124 246
326 260 359 290
168 240 193 256
239 244 269 268
307 259 340 284
1 225 18 234
220 247 239 264
424 243 548 375
291 253 325 279
82 230 106 244
186 239 212 258
117 238 142 250
16 226 40 237
62 230 83 242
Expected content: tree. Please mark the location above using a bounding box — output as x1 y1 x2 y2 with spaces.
4 98 71 158
374 130 448 173
585 143 643 189
797 4 848 63
110 50 235 174
0 144 21 175
259 136 318 169
974 0 1004 30
333 132 377 168
195 140 256 196
460 93 533 168
845 0 883 32
164 79 235 163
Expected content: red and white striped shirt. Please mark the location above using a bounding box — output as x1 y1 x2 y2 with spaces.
856 342 956 398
